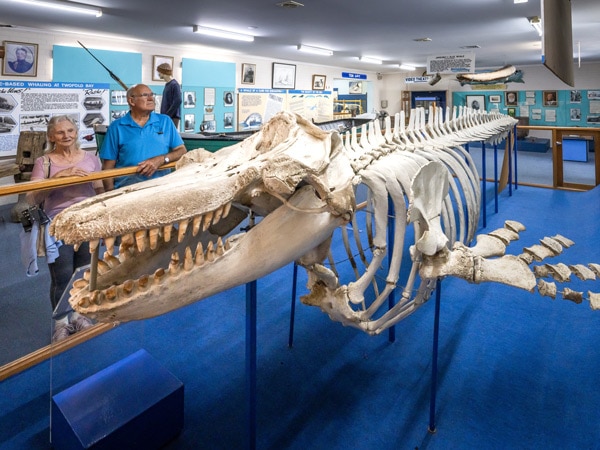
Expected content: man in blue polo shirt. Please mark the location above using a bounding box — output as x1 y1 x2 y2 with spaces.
100 83 186 190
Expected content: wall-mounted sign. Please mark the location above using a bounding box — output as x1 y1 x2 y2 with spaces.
405 77 431 84
341 72 367 80
427 52 475 75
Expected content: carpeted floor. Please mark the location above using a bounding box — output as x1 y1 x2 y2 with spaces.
1 184 599 449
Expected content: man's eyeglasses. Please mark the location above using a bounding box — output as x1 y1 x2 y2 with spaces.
130 92 155 98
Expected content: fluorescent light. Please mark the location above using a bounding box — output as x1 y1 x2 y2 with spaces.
399 64 416 71
514 0 528 3
193 25 254 42
297 44 333 56
10 0 102 17
529 16 543 36
359 56 382 64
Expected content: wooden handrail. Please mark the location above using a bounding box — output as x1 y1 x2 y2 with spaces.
0 162 176 197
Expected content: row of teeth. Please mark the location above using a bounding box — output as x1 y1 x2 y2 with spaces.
76 202 233 255
72 235 239 309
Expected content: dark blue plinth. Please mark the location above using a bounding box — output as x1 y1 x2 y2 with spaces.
51 349 184 450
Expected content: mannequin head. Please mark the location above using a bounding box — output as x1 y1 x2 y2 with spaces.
157 63 173 82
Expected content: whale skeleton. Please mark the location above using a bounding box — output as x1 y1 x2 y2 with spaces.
51 107 600 334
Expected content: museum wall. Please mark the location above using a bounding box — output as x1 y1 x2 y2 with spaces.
0 27 380 107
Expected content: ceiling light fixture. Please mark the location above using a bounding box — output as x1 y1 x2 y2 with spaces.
399 64 416 71
514 0 528 3
359 56 382 65
529 16 542 36
193 25 254 42
10 0 102 17
297 44 333 56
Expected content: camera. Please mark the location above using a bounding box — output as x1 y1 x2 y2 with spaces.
20 205 50 232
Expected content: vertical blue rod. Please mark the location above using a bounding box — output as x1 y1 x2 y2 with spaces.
481 141 487 229
246 280 257 450
288 263 298 348
428 279 442 434
387 196 396 343
493 143 499 214
514 125 519 189
508 127 514 196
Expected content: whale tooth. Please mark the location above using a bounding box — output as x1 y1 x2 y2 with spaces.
163 224 173 242
73 279 88 290
184 247 194 271
192 216 202 236
78 296 91 308
97 260 111 275
105 285 117 302
222 201 232 219
178 219 189 243
135 230 148 252
137 274 149 290
169 251 181 274
195 242 205 266
118 244 132 262
89 239 99 253
91 290 104 305
224 237 232 251
203 211 213 231
149 228 160 250
121 233 135 248
153 267 166 284
104 236 115 254
103 253 120 268
213 206 223 225
122 279 135 296
216 237 225 256
206 241 215 262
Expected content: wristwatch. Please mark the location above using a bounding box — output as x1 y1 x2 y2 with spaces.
164 155 170 164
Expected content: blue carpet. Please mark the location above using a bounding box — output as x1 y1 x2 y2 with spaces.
1 185 599 449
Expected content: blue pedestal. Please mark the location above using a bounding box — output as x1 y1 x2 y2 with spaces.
52 349 184 450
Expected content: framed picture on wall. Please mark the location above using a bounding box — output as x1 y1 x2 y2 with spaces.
489 95 501 103
152 55 174 81
466 95 485 111
543 90 558 106
272 62 296 89
241 63 255 84
507 107 517 117
505 91 518 106
312 74 326 90
2 41 38 77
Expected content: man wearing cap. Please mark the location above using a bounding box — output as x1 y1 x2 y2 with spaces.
156 62 182 128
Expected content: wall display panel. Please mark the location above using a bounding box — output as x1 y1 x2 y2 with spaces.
53 46 141 87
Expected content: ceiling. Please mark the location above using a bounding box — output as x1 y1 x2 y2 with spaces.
1 0 599 74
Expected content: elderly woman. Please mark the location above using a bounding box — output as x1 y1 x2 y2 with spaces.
26 115 104 342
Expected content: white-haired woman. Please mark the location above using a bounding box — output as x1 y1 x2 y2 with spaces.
26 115 104 342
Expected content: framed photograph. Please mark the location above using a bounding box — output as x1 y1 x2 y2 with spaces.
489 95 501 103
543 90 558 107
349 81 363 94
272 62 296 89
312 74 326 90
224 112 233 129
183 91 196 109
570 90 582 103
466 95 485 111
505 91 518 106
152 55 174 81
223 91 234 106
241 63 255 85
507 107 517 117
2 41 38 77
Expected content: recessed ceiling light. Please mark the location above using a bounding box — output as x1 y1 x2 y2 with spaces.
10 0 102 17
193 25 254 42
413 37 432 42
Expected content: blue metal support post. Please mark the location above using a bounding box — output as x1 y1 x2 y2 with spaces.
246 280 257 450
428 279 442 434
